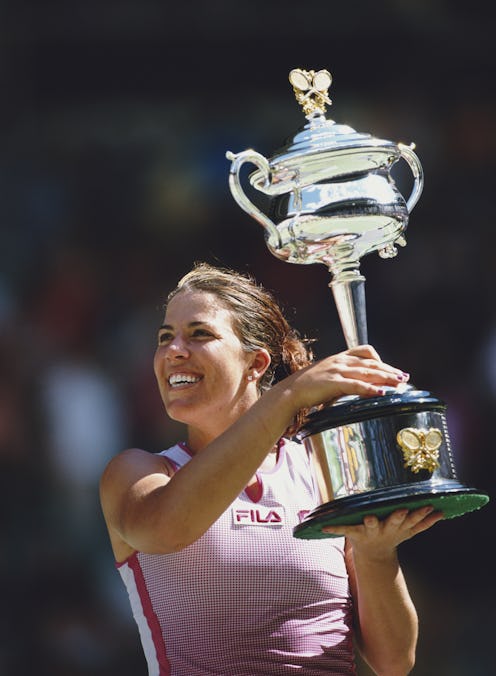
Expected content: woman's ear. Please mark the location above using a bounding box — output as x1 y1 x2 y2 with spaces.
247 348 271 381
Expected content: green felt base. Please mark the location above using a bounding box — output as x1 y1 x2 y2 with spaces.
293 491 489 540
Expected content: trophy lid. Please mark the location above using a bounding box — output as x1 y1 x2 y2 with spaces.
299 387 447 437
249 69 401 195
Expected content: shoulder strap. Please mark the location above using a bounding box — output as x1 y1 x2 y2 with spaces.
158 443 192 469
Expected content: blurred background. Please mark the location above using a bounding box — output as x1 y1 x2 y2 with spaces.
0 1 495 674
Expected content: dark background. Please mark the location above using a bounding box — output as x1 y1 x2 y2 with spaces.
1 1 495 674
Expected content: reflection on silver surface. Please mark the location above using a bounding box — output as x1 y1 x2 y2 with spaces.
226 68 423 348
304 409 456 504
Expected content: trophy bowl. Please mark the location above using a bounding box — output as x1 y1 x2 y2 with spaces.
226 68 489 538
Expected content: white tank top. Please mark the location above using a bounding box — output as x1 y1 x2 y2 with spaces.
117 438 356 675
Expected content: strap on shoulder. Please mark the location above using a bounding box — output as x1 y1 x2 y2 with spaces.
158 444 192 471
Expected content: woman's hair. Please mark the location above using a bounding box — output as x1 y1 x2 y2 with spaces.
165 262 314 433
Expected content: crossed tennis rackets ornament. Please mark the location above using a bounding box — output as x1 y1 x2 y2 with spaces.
288 68 333 115
397 427 443 474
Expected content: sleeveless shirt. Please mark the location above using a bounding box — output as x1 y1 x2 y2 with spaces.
117 438 357 675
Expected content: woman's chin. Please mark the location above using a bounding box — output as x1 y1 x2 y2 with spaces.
165 400 201 426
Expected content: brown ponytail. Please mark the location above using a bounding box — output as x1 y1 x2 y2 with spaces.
280 332 315 434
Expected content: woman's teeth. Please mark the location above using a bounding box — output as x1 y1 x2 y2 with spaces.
168 374 201 387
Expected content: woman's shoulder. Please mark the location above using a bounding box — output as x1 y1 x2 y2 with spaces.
100 447 168 492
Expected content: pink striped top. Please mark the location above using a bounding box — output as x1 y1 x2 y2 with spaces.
117 438 356 675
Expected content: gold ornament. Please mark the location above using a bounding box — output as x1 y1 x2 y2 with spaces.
289 68 333 116
397 427 443 473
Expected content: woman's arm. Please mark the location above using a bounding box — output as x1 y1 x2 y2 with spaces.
332 508 443 675
100 346 408 557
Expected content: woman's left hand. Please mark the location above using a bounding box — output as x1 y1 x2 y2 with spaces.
322 506 444 557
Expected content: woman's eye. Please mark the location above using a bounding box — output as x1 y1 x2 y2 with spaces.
158 332 173 344
192 329 212 338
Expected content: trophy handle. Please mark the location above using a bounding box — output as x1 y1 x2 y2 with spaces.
226 150 281 246
398 143 424 213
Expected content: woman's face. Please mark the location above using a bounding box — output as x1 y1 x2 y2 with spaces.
154 289 259 437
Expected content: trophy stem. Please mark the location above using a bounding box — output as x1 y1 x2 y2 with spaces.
329 268 368 349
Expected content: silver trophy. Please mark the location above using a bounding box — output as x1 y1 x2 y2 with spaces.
226 68 489 539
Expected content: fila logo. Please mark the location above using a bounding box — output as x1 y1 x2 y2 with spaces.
232 507 285 527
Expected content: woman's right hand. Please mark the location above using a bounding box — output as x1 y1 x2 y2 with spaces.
280 344 410 412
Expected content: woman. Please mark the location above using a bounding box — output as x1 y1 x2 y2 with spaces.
100 262 442 675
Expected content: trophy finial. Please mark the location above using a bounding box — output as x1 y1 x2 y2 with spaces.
289 68 333 116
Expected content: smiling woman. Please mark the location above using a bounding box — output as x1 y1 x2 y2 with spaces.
153 288 264 440
99 262 443 676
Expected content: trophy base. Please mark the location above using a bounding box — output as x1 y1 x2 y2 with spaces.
293 481 490 540
295 388 490 540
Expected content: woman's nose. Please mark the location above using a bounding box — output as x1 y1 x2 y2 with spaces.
165 336 190 359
